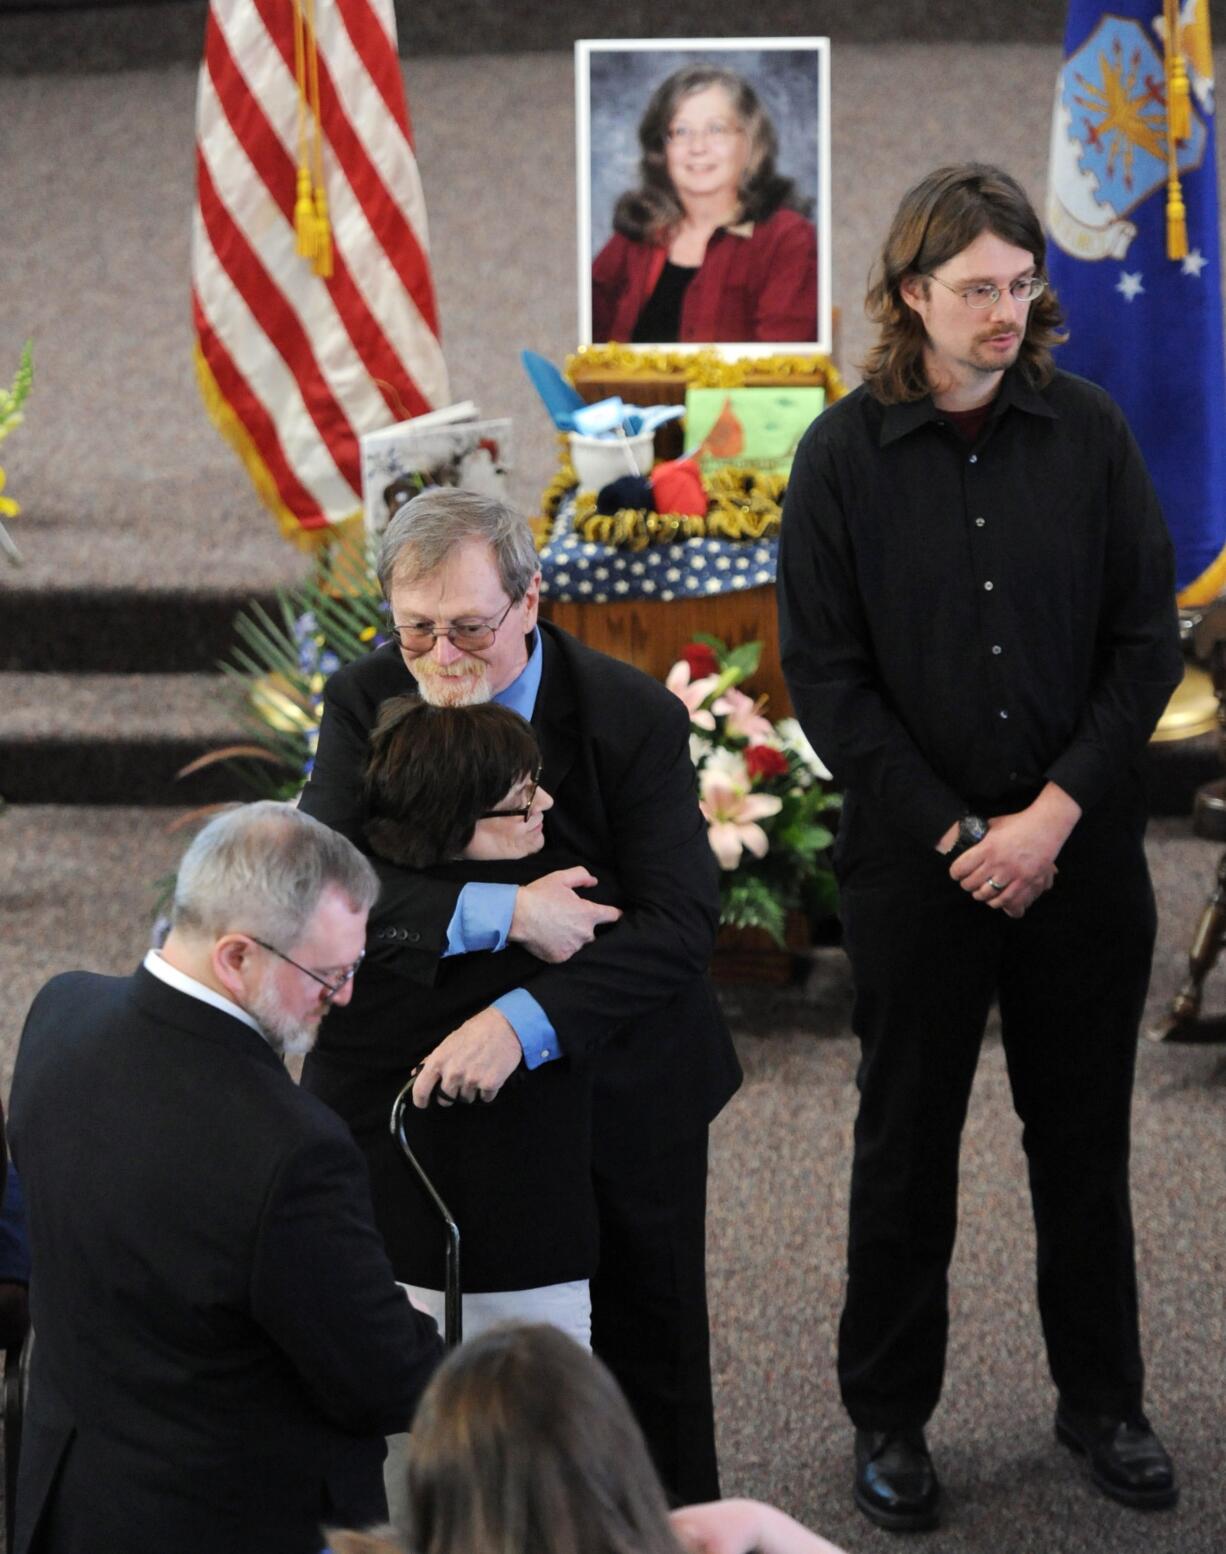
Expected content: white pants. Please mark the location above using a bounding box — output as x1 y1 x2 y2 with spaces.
405 1277 592 1349
384 1279 591 1521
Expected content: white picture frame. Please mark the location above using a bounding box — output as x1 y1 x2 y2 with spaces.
576 36 832 358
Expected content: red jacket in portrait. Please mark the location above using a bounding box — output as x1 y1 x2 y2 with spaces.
590 208 818 344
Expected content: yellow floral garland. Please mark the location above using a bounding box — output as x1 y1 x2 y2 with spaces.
565 343 845 398
570 466 785 550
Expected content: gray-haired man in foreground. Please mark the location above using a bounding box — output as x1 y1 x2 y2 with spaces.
10 802 443 1554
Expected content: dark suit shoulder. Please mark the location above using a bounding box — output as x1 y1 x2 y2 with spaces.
17 969 347 1163
17 970 131 1064
323 641 415 714
540 621 689 723
26 968 124 1012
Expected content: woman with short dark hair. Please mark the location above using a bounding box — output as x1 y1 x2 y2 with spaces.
301 700 616 1347
591 64 818 344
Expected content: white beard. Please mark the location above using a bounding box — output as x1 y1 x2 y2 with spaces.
409 660 493 707
246 981 320 1057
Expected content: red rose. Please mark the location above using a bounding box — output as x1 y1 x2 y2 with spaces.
744 744 789 780
681 642 720 679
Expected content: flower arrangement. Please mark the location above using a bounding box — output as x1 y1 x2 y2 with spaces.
665 636 840 947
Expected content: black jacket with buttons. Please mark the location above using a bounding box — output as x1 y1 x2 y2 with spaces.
778 367 1183 850
302 853 611 1291
299 620 742 1141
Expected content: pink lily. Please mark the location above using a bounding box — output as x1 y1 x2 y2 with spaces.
712 685 775 743
665 660 722 730
698 769 783 869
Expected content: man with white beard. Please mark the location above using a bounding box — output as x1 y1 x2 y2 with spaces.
299 489 742 1505
9 803 443 1554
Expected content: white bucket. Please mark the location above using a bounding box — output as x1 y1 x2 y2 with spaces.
568 430 654 491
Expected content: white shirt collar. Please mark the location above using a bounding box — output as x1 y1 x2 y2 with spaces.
143 949 268 1043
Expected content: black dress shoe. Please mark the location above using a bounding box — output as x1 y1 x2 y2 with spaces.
853 1427 940 1532
1055 1402 1178 1509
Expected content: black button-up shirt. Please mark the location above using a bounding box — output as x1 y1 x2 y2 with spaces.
778 367 1183 849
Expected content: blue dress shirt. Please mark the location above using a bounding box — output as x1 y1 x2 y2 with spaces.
441 632 558 1068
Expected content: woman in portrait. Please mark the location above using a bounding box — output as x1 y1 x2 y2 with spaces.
591 63 818 345
300 699 617 1348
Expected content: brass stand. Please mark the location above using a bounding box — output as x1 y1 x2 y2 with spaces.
1150 604 1226 1042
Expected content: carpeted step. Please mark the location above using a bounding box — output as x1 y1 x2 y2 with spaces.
0 464 311 673
0 672 280 805
0 586 285 674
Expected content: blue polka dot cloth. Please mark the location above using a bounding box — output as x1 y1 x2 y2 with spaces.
538 495 778 604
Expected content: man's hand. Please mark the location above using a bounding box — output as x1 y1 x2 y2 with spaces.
411 1008 524 1108
508 866 622 963
949 782 1081 918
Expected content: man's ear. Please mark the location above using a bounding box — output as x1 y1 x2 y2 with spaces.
213 935 253 1003
520 569 542 633
899 272 928 316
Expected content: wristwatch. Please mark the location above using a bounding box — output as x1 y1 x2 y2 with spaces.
945 813 988 861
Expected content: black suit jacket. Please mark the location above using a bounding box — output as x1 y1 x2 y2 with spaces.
299 622 741 1140
8 967 443 1554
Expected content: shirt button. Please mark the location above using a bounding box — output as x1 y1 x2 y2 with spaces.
984 580 994 591
975 517 986 527
992 644 1002 655
540 1049 550 1059
969 454 978 464
999 709 1009 719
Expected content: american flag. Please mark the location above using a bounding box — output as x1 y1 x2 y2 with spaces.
192 0 450 547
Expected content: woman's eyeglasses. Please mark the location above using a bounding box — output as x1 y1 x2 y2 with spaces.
478 769 543 822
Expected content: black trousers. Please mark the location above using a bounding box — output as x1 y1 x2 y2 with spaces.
589 1112 719 1506
836 780 1154 1430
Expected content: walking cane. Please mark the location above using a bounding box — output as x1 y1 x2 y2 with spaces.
389 1076 462 1348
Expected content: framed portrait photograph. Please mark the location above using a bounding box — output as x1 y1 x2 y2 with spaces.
576 37 832 357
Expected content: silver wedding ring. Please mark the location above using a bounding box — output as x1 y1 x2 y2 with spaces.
988 878 1006 893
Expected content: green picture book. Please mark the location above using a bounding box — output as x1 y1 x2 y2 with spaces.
684 386 826 477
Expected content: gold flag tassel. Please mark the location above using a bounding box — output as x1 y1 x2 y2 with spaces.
291 0 331 275
292 0 317 259
1163 0 1190 259
304 0 333 278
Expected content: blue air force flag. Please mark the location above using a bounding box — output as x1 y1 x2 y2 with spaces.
1046 0 1226 601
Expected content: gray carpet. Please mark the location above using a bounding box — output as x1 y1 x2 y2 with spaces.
2 37 1226 1554
1 807 1224 1551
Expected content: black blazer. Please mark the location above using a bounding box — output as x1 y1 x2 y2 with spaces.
8 967 443 1554
303 852 604 1292
299 622 742 1141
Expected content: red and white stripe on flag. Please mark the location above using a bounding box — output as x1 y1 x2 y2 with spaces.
192 0 449 548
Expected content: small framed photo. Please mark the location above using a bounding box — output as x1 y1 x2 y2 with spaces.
576 37 831 357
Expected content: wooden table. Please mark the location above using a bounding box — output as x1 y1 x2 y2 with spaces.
539 584 791 716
